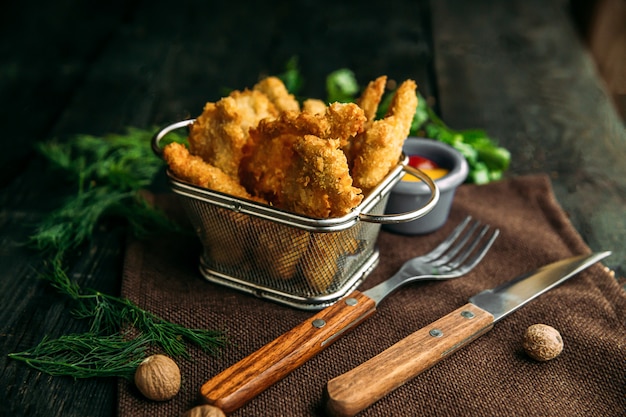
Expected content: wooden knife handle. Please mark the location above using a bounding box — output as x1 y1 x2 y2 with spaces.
199 290 376 414
326 303 494 417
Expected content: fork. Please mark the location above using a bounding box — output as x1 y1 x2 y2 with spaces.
364 216 499 304
200 216 499 414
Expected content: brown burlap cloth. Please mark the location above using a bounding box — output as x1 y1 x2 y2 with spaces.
118 174 625 417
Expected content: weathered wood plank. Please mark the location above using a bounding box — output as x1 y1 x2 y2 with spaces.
0 0 133 183
431 0 626 278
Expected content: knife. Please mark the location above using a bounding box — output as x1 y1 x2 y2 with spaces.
325 251 611 417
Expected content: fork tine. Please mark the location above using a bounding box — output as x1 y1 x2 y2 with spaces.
420 216 473 262
363 218 498 304
449 227 500 276
442 223 492 269
430 220 482 266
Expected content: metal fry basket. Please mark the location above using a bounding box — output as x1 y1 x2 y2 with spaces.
153 120 439 310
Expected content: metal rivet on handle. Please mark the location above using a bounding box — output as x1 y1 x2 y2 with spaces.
461 310 475 319
345 298 358 306
429 329 443 338
312 319 326 328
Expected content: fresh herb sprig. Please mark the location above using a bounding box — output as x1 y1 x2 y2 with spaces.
10 127 227 380
409 96 510 184
9 333 148 379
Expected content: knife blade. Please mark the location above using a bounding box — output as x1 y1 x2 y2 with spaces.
325 251 611 417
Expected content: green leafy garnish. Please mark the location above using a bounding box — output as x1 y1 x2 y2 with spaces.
417 104 510 183
325 68 361 103
278 56 305 97
10 127 227 380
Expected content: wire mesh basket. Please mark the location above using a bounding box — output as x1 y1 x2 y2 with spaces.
153 120 439 309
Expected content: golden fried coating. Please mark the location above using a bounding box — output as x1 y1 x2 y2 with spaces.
242 103 365 205
351 79 418 191
200 209 250 267
325 102 367 149
253 224 310 281
357 75 387 129
253 76 300 113
188 89 278 178
301 230 360 293
250 110 328 139
281 135 363 218
240 133 300 202
302 98 327 115
163 142 263 202
248 102 364 141
163 75 416 219
343 77 386 164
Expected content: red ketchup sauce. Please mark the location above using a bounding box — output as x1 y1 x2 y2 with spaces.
403 155 449 181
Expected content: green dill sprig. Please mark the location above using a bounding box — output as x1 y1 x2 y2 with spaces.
8 333 148 380
72 287 227 358
11 127 227 379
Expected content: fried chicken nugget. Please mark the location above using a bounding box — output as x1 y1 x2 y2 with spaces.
343 76 387 163
302 98 327 115
163 142 264 202
302 230 360 293
199 209 251 268
253 76 300 113
325 102 367 149
240 133 300 203
253 223 310 281
351 79 418 191
250 110 329 139
281 135 363 218
243 103 366 205
188 89 278 178
164 142 271 267
249 102 365 142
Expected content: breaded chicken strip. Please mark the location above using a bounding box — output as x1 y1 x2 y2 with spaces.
163 142 264 202
325 102 367 149
243 103 366 205
249 102 365 142
343 76 387 163
199 209 250 267
253 76 300 113
253 223 310 281
302 98 327 115
351 79 418 191
302 230 360 293
188 89 278 178
240 133 300 203
281 135 363 218
357 75 387 129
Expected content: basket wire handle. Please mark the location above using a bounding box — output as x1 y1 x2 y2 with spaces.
151 118 195 157
358 165 440 224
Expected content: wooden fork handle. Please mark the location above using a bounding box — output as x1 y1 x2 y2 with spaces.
326 303 494 417
199 290 376 414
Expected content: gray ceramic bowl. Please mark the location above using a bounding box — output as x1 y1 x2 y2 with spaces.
384 137 469 235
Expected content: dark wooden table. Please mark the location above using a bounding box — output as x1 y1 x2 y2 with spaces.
1 0 624 416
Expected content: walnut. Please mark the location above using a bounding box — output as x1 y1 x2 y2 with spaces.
134 354 181 401
182 404 226 417
523 324 564 361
